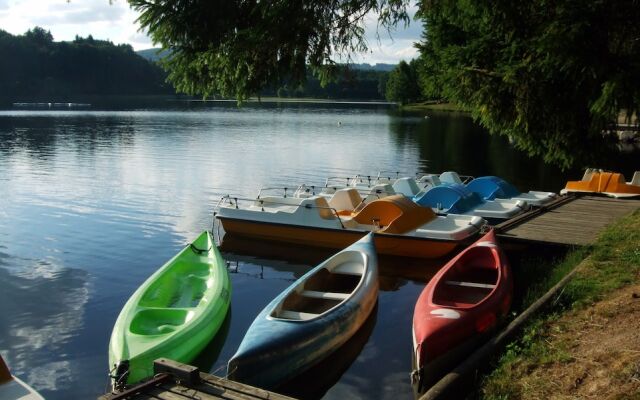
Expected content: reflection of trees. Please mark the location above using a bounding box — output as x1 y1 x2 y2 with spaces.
0 115 136 160
387 112 590 192
0 261 89 392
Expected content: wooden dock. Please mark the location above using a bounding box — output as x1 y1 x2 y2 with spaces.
99 359 295 400
494 194 639 246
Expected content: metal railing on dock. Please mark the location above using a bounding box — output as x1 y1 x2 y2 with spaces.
494 194 640 246
99 358 296 400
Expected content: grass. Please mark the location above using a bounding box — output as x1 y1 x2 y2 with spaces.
480 209 640 399
400 101 467 112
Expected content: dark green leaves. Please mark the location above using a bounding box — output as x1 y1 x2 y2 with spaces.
129 0 410 101
417 0 640 168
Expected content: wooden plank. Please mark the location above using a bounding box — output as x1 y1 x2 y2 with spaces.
99 368 296 400
497 196 639 246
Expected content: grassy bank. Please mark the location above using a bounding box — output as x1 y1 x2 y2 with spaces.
480 209 640 399
401 101 467 112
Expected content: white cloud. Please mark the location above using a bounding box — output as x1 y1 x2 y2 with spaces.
0 0 145 47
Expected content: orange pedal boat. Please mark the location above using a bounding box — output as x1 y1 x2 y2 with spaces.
561 169 640 198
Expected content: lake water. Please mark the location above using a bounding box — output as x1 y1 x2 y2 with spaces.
0 101 637 399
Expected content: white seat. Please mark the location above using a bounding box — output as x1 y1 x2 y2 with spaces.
440 171 463 184
332 261 364 275
300 290 349 301
392 177 421 196
278 310 319 320
630 171 640 186
328 188 363 211
445 280 496 289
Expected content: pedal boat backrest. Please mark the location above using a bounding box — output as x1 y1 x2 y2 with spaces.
630 171 640 186
392 177 422 196
414 183 483 214
328 188 364 212
352 194 436 234
466 176 521 200
417 174 442 191
440 171 463 184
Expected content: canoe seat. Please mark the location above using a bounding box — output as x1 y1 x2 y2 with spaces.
332 261 363 275
278 310 319 321
300 290 349 301
445 280 496 289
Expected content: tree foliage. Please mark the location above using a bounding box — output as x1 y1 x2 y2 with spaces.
129 0 410 100
416 0 640 169
385 60 421 104
0 28 172 98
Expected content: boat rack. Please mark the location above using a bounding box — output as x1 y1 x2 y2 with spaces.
99 358 296 400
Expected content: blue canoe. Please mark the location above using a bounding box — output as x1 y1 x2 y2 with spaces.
227 233 379 389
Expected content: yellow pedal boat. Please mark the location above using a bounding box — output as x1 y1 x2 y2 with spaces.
561 169 640 198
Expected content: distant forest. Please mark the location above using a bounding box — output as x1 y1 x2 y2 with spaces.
0 27 397 101
0 27 173 99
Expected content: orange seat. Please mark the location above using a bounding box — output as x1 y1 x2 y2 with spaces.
564 171 640 195
352 195 436 234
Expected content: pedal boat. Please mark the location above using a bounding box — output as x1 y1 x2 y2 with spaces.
438 171 558 207
108 231 231 388
393 177 529 224
560 169 640 198
215 189 485 259
411 229 512 394
0 355 44 400
227 233 378 389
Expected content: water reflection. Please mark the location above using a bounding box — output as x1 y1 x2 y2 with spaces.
0 103 637 400
0 262 89 392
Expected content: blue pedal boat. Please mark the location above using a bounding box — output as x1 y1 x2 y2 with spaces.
395 177 528 224
439 171 558 207
227 233 378 389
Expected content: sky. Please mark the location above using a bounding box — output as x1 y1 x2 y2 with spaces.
0 0 421 64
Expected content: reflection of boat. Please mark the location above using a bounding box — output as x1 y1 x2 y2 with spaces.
109 231 231 388
276 305 378 400
215 191 485 259
227 234 378 389
408 179 528 223
0 355 44 400
437 171 558 206
560 169 640 198
411 229 512 394
220 233 438 287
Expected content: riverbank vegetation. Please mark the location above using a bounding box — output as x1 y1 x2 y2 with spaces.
480 209 640 398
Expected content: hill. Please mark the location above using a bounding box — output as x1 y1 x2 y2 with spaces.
0 27 173 100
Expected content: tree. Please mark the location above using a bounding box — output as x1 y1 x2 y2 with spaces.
129 0 410 100
416 0 640 169
385 60 420 104
24 27 53 47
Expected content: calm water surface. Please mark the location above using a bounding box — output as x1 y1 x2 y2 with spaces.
0 102 637 399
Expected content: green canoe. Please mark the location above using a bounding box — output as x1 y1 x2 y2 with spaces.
108 231 231 388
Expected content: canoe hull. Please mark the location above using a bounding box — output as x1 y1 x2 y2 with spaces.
412 229 512 394
228 235 378 389
218 216 465 259
109 231 231 387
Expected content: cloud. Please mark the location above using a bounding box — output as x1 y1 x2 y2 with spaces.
356 6 422 64
31 2 126 26
0 0 147 47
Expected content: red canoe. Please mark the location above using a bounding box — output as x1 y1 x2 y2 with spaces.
411 229 512 393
